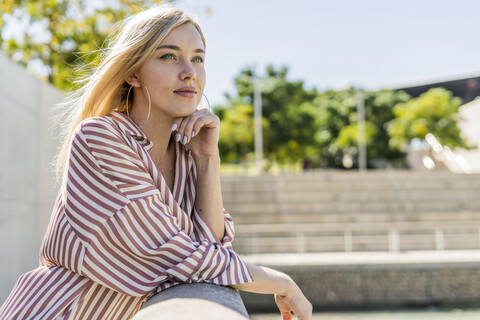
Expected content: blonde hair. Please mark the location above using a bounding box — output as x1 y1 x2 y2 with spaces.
54 4 205 179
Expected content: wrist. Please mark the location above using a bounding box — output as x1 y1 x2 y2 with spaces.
192 150 221 166
279 277 297 297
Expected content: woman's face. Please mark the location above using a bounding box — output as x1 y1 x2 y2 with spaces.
136 22 206 120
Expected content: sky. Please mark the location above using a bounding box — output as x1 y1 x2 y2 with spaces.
173 0 480 106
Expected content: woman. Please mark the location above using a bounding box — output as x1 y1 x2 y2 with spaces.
0 5 312 320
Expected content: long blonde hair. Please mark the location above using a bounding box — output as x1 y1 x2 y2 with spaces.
54 4 206 179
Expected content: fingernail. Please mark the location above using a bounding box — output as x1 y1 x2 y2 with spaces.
175 133 181 142
182 136 187 145
171 123 178 131
191 131 195 138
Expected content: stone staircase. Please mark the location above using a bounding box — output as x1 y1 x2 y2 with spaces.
222 171 480 254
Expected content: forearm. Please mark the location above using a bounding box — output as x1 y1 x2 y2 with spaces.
230 262 295 295
232 262 313 319
193 151 225 241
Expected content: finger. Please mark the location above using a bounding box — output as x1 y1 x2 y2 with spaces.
191 113 220 137
281 311 293 320
179 116 198 145
175 114 198 145
175 109 215 144
294 302 313 320
171 118 184 142
171 119 181 133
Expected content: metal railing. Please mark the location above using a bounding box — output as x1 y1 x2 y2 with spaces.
235 222 480 254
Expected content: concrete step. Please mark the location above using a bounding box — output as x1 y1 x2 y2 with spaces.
221 172 480 192
226 199 480 215
222 171 479 182
234 221 480 235
232 232 480 254
222 182 480 196
231 210 480 224
223 188 480 203
224 171 480 254
222 178 480 191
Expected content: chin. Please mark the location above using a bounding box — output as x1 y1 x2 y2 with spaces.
177 105 198 117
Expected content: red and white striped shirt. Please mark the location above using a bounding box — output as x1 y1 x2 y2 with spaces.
0 111 253 320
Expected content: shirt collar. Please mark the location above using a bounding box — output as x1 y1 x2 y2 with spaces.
110 111 153 152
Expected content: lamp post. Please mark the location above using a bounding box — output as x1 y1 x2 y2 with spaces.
357 91 367 171
253 69 263 174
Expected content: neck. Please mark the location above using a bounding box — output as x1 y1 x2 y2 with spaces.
130 99 174 161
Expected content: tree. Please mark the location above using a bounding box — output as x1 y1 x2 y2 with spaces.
388 87 469 150
216 103 255 163
313 88 411 168
0 0 163 91
217 65 319 167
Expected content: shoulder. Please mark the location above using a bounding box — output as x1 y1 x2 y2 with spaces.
71 114 130 151
69 114 133 162
75 115 122 141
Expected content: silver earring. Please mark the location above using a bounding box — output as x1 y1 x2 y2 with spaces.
202 93 211 111
125 82 151 128
126 85 133 119
140 81 151 127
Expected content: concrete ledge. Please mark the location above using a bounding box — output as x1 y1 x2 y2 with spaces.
240 251 480 312
133 283 249 320
242 250 480 267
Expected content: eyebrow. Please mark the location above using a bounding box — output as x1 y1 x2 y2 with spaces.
156 44 205 54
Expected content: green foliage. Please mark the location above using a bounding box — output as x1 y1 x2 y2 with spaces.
218 65 319 167
218 66 421 169
388 87 468 149
216 103 254 163
0 0 164 91
218 66 469 170
335 122 376 149
314 88 411 168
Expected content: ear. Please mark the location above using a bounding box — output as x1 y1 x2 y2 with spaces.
125 74 142 87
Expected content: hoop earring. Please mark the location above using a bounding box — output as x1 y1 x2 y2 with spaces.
126 85 133 119
125 82 151 128
202 93 211 111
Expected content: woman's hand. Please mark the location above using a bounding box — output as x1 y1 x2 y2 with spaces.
231 263 312 320
172 108 220 158
275 283 313 320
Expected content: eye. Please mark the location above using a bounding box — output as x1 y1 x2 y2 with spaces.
192 56 204 63
160 53 176 60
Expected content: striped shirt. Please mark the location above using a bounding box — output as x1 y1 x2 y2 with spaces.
0 111 253 320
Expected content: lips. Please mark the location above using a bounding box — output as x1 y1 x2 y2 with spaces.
174 87 197 98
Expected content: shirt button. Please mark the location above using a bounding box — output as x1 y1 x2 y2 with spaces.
192 274 199 282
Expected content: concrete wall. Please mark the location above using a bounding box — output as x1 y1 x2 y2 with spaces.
241 252 480 312
0 52 63 302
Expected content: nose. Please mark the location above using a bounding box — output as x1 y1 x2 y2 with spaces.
179 60 196 81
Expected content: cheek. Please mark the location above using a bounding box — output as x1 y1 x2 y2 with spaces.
197 69 206 89
144 73 169 93
139 63 168 83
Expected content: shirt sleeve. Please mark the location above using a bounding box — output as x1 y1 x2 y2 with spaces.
190 206 237 248
187 161 238 248
65 118 253 297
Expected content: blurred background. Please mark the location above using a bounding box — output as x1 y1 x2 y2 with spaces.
1 0 480 318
